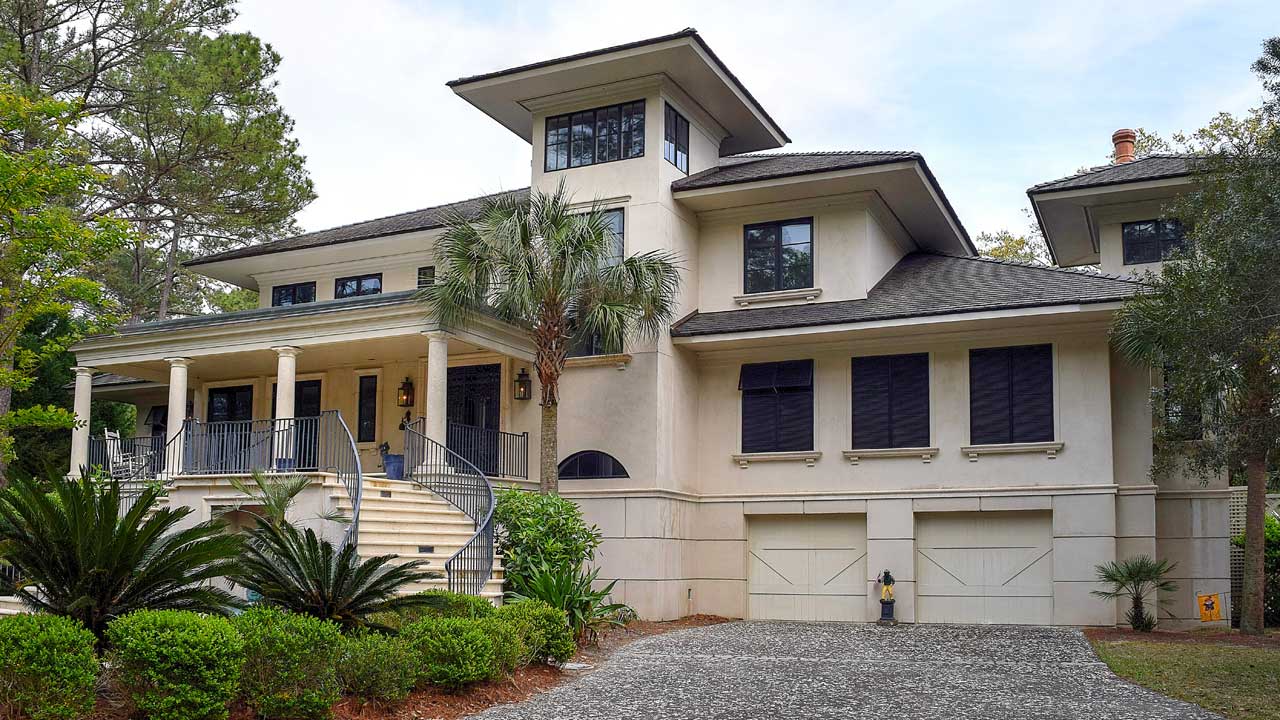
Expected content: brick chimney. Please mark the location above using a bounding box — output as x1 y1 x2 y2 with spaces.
1112 128 1137 164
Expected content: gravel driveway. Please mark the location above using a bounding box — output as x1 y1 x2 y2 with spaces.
471 622 1221 720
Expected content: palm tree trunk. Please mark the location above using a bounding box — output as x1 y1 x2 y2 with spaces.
540 402 558 494
1240 451 1268 635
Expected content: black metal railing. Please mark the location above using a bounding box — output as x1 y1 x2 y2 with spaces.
87 433 166 479
446 421 528 480
404 418 495 596
182 411 363 547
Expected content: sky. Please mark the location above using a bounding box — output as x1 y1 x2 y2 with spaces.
231 0 1280 241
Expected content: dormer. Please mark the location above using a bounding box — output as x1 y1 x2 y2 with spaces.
447 29 789 202
1029 129 1194 276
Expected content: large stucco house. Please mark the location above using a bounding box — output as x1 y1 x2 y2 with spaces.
33 30 1227 627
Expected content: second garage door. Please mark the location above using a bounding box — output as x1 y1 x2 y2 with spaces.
748 514 867 622
916 511 1054 625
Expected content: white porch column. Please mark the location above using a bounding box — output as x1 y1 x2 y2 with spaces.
425 331 449 445
164 357 191 474
272 346 300 469
68 366 94 476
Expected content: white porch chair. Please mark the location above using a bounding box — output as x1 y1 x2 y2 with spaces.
103 429 153 483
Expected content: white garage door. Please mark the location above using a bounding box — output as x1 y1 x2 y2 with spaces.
748 514 867 622
916 511 1053 625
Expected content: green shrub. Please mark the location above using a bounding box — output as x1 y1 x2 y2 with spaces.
477 616 525 678
107 610 243 720
0 613 98 720
336 632 416 703
402 617 494 690
366 590 495 631
1232 513 1280 625
507 561 633 642
234 606 342 719
493 487 601 584
496 600 576 663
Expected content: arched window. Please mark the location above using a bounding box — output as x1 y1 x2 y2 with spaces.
558 450 629 480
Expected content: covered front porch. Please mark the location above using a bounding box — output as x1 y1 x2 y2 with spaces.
68 292 542 489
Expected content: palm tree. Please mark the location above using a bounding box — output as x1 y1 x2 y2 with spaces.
418 181 681 492
0 473 243 641
1092 555 1178 632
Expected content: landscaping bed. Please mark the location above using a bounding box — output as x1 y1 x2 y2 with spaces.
1086 628 1280 720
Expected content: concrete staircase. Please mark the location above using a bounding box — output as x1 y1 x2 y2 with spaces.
0 595 22 616
334 477 503 602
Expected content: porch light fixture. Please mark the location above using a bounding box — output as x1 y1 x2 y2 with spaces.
514 368 533 401
396 377 415 407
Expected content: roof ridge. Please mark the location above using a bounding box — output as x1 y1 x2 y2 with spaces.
286 187 528 241
918 251 1146 285
728 149 916 159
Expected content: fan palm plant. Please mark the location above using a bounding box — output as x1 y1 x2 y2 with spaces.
0 473 242 641
232 518 443 632
417 181 681 492
1092 555 1179 631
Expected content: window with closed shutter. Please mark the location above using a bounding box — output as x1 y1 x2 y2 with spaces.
739 360 814 453
968 345 1053 445
852 353 929 449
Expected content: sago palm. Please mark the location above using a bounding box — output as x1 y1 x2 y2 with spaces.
0 473 243 641
233 517 444 632
1092 555 1178 632
418 181 681 492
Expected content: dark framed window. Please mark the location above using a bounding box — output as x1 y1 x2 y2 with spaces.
356 374 378 443
852 354 930 449
417 266 435 288
271 282 316 307
566 209 625 358
744 218 813 294
1122 219 1185 265
1162 365 1204 441
335 273 382 299
664 103 689 173
969 345 1054 445
739 360 814 453
544 100 644 171
144 405 168 436
558 450 629 479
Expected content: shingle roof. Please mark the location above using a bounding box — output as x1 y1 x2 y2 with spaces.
91 373 150 388
670 252 1142 337
671 150 920 191
1028 154 1195 193
186 188 528 266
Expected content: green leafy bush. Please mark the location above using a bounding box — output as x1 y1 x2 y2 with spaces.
493 487 601 584
507 561 633 642
234 606 342 719
402 617 495 690
336 632 416 704
477 616 525 678
107 610 243 720
0 613 98 720
495 600 576 663
1232 513 1280 625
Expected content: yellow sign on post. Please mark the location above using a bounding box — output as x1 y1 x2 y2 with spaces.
1198 593 1222 622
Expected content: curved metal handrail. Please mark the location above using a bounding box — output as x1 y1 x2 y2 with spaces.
331 412 364 549
403 417 495 596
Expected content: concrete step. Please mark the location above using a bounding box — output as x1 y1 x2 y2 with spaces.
393 577 504 602
0 596 25 615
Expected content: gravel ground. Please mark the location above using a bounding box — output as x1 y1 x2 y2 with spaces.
471 622 1223 720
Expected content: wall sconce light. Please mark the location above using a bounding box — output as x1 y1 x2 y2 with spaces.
397 377 415 407
514 368 533 401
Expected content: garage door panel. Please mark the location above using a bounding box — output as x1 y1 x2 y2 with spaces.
916 511 1054 625
748 515 867 622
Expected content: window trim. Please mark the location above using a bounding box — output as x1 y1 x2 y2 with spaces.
417 266 435 288
663 102 689 174
1121 218 1185 265
271 281 316 307
335 273 383 299
742 217 815 295
543 99 646 172
354 370 381 446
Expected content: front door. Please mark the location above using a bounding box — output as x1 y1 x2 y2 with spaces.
446 364 501 473
272 380 322 470
205 385 254 472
